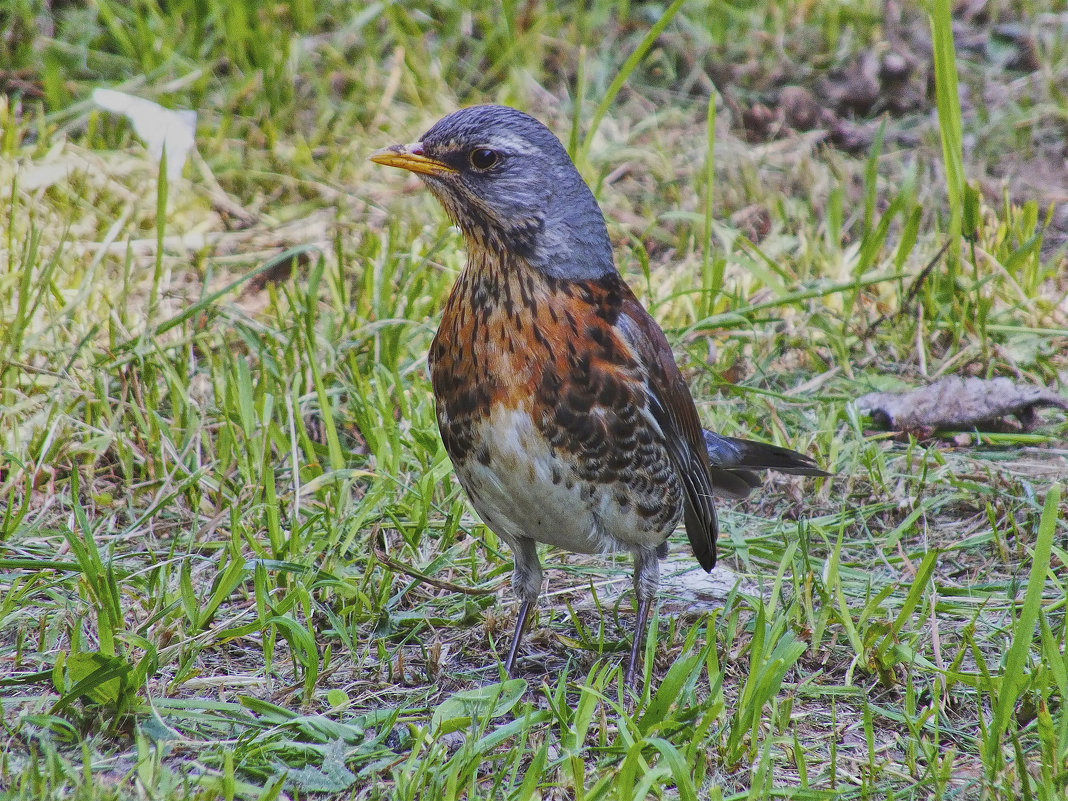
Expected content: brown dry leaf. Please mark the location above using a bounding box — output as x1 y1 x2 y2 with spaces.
856 376 1068 432
729 203 772 242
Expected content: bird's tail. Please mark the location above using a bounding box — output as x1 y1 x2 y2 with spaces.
703 429 829 499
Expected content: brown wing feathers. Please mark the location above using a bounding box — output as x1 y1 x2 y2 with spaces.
616 294 721 571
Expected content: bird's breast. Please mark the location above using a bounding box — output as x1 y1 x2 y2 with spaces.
428 258 632 457
427 259 685 549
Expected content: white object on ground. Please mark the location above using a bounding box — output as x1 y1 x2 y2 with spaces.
92 88 197 182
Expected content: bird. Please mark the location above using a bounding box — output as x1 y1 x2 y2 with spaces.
370 105 827 685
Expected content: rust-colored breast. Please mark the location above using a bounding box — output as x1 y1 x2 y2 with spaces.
429 253 634 454
428 253 683 537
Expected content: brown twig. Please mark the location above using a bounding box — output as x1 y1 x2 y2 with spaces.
862 240 951 339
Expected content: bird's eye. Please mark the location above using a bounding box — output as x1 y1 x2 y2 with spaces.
470 148 499 170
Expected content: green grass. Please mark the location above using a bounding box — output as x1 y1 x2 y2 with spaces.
2 0 1067 799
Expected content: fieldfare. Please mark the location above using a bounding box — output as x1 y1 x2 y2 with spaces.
371 105 826 684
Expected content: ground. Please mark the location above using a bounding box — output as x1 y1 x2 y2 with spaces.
0 1 1066 799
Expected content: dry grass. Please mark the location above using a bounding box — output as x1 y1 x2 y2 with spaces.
1 2 1067 800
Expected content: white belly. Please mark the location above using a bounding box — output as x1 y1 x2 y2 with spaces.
453 404 671 554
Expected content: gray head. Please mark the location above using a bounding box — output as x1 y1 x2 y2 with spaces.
370 105 615 280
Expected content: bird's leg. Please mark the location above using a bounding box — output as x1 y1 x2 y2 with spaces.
503 538 541 677
504 598 533 676
625 595 652 686
626 547 661 687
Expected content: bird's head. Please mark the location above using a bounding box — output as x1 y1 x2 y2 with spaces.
370 105 615 280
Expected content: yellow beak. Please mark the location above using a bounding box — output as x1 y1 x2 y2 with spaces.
369 144 457 177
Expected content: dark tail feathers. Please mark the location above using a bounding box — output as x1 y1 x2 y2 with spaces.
703 429 829 499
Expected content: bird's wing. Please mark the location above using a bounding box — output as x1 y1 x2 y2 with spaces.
615 295 748 571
